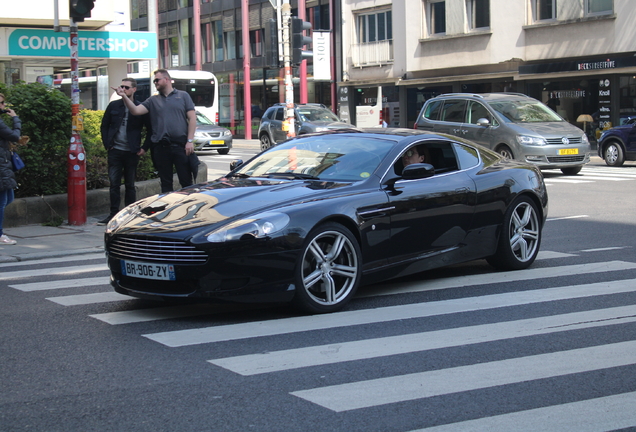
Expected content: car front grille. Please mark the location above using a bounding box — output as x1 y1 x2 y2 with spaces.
108 236 208 264
545 137 583 145
546 155 587 163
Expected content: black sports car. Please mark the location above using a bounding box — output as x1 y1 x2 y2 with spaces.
105 129 548 313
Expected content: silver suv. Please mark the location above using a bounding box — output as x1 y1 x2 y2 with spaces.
414 93 591 175
258 103 355 151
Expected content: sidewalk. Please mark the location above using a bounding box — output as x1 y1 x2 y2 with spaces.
0 139 261 264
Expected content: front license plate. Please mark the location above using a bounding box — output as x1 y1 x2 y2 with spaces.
121 260 176 281
209 140 224 145
558 148 579 155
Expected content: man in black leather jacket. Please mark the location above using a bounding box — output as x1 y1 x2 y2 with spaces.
99 78 152 225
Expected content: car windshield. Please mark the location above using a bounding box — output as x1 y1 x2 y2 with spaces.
234 135 392 181
196 111 215 126
297 107 341 122
488 100 563 123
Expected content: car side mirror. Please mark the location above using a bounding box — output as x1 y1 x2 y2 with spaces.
476 118 491 127
402 163 435 180
230 159 243 170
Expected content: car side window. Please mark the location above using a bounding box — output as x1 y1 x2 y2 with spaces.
440 100 467 123
452 143 479 169
424 100 443 121
274 108 284 121
466 101 491 124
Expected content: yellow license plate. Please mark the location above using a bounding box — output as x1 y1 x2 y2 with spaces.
210 140 224 145
558 148 578 155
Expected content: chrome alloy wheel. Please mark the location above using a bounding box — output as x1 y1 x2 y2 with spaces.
508 200 540 263
299 228 360 310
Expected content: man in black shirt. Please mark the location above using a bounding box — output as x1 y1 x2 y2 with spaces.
99 78 152 225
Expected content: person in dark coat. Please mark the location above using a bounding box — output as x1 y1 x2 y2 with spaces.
99 78 152 225
0 93 20 244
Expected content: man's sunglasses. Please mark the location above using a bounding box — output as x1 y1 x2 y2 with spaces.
120 85 132 90
153 78 162 84
403 149 417 158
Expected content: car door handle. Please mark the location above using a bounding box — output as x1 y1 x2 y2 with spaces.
455 187 470 193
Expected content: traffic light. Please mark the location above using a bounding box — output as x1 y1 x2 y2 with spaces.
264 19 280 68
290 17 312 66
70 0 95 22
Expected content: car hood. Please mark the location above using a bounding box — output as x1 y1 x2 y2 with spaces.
196 124 229 133
507 121 585 138
109 178 353 234
305 121 355 129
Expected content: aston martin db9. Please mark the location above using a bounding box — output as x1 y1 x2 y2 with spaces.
105 129 548 313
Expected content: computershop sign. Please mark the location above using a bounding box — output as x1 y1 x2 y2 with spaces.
8 29 157 59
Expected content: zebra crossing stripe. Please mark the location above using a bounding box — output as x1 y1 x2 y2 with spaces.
46 292 130 306
407 391 636 432
90 303 266 325
208 303 636 376
360 260 636 298
9 277 109 292
0 264 108 281
144 271 636 348
0 253 105 268
290 340 636 412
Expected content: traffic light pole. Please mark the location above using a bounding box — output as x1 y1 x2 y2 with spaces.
68 19 87 225
282 1 296 139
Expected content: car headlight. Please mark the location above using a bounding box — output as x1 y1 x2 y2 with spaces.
223 130 232 137
105 203 144 233
194 131 209 139
581 134 590 145
206 212 290 242
516 135 547 146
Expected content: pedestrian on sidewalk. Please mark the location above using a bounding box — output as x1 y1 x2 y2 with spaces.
99 78 152 226
0 93 21 245
113 69 196 193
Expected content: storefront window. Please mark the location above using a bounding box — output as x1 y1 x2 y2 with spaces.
618 76 636 124
527 80 599 141
406 85 453 128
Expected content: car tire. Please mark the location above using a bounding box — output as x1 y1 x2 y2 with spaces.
603 141 625 167
260 134 273 151
487 196 541 271
292 222 361 314
560 166 582 175
497 145 514 160
217 148 230 155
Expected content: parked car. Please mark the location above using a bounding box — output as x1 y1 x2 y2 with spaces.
414 93 591 175
104 129 548 314
193 111 233 154
597 117 636 166
257 103 355 151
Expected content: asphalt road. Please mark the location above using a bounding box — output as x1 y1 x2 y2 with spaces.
1 158 636 431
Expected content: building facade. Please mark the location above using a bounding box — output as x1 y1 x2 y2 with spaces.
340 0 636 142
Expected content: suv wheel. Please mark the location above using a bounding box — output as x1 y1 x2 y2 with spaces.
260 134 273 151
604 141 625 167
497 145 514 160
561 166 582 175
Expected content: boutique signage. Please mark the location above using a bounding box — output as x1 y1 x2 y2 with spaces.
520 56 636 75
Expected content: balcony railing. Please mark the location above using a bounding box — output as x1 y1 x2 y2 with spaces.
351 40 394 67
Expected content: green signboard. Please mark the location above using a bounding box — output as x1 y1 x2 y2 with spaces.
8 29 157 59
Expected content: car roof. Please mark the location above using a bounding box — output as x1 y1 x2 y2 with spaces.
431 92 534 102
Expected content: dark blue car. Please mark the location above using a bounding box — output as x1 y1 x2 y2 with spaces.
598 117 636 166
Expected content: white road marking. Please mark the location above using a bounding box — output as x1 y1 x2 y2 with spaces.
209 303 636 376
290 340 636 412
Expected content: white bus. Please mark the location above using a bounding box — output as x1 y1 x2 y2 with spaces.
56 70 219 124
